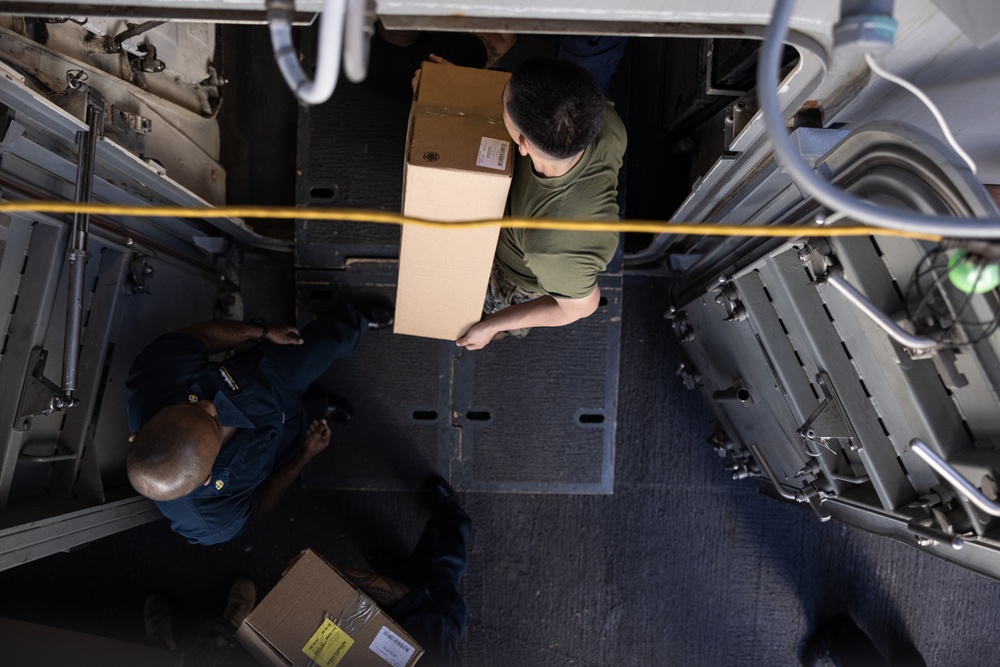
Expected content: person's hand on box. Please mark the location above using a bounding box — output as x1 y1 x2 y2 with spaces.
411 53 455 95
456 318 497 351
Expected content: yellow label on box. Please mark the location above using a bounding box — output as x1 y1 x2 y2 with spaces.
302 618 354 667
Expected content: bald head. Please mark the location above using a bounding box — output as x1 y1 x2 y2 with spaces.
127 401 223 501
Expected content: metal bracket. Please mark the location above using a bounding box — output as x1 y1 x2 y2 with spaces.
928 347 969 389
728 101 759 142
714 281 747 322
799 484 832 522
675 355 701 391
14 348 79 432
131 42 166 75
126 254 155 295
110 106 152 135
908 515 965 550
750 443 831 521
798 372 857 452
667 308 695 342
707 422 757 480
798 241 835 281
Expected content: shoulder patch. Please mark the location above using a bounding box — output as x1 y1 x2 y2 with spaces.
216 366 240 393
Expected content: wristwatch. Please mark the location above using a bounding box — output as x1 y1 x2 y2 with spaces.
249 317 269 343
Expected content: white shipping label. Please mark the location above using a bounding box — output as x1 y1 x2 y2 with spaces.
369 626 416 667
476 137 509 170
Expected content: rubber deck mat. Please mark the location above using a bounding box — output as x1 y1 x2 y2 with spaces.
295 78 621 494
294 79 408 269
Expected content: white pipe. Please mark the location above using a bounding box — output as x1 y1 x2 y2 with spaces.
268 0 345 106
342 0 371 84
758 0 1000 239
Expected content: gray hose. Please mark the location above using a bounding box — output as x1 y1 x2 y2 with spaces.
758 0 1000 238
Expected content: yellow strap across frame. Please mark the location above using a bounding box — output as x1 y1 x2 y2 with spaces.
0 200 944 243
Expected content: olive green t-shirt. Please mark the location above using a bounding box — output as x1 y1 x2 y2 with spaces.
495 99 626 299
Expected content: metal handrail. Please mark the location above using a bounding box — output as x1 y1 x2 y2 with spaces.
823 269 939 352
910 438 1000 516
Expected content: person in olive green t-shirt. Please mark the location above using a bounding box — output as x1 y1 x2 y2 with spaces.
456 57 627 350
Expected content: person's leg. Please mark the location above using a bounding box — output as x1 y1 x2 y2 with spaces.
253 303 368 399
381 479 471 664
392 481 472 591
143 593 176 651
180 578 257 667
483 261 539 339
801 616 890 667
402 505 472 589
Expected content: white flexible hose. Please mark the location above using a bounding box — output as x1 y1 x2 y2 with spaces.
342 0 371 83
268 0 345 106
759 0 1000 238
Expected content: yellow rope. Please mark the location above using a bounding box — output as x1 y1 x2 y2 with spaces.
0 200 944 242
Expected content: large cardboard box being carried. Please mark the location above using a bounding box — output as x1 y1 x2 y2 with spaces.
236 549 424 667
394 61 514 340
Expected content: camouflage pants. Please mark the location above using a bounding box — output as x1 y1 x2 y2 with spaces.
483 262 540 339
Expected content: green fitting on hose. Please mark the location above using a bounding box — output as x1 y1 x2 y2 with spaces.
948 250 1000 294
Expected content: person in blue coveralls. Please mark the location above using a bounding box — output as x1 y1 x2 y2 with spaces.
125 302 391 545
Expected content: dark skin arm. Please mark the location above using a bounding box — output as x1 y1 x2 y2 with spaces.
179 319 303 354
252 420 330 520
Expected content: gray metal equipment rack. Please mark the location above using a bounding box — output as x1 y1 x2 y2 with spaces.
664 121 1000 581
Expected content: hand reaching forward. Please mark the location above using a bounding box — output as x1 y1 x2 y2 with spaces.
265 323 303 345
301 419 331 460
411 53 455 94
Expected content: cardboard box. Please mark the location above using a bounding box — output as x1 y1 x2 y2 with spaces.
394 62 514 340
237 550 424 667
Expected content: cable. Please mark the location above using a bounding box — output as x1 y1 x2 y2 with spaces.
0 200 945 242
903 245 1000 346
863 53 976 174
759 0 1000 239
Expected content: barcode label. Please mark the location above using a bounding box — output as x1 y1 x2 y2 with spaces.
369 626 415 667
476 137 509 170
